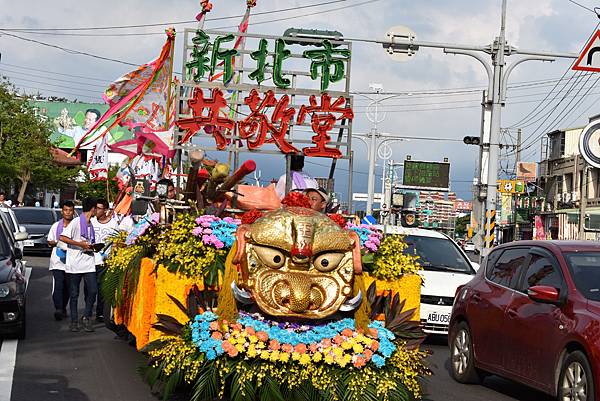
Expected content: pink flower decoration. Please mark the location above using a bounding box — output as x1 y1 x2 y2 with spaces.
192 227 204 236
209 321 219 331
269 339 280 351
256 331 269 342
281 344 293 353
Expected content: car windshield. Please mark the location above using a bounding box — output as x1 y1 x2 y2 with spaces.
13 209 55 225
402 235 473 273
564 252 600 301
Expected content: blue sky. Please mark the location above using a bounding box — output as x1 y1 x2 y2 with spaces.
0 0 598 205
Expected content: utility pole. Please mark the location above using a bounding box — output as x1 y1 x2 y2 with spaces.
514 128 521 241
580 163 589 240
383 0 577 255
365 84 384 216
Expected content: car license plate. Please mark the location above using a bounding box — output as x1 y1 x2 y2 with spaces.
24 240 34 247
427 312 451 324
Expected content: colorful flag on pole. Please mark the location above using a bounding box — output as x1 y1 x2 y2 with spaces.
73 28 176 152
87 134 108 181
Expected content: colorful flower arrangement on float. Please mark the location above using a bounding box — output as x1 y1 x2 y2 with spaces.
102 191 430 401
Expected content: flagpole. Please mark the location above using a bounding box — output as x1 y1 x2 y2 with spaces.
165 29 176 133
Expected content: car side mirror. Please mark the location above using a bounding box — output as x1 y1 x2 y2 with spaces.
528 285 561 304
14 232 28 241
13 247 23 260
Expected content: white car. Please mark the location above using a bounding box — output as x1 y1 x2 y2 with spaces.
463 241 476 253
375 225 478 335
0 206 28 252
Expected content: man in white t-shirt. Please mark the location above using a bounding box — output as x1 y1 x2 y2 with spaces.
90 198 119 323
47 200 75 321
60 197 97 333
275 154 318 198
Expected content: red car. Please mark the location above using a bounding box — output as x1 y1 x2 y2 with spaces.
449 240 600 401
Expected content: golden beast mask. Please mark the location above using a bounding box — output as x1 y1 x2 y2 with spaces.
232 207 363 320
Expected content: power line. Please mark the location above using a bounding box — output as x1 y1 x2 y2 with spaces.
0 0 351 32
0 31 140 67
0 68 107 89
565 0 597 14
506 19 600 129
0 62 110 82
0 0 384 68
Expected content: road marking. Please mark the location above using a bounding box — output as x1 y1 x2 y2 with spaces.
24 266 31 290
0 340 17 401
0 267 32 401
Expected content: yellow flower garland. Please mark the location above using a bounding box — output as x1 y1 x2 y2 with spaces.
372 235 421 281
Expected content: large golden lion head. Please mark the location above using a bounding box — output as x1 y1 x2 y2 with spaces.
232 207 362 320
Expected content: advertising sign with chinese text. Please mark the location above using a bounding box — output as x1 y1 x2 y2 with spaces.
401 161 450 191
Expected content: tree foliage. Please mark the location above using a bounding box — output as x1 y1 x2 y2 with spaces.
0 79 80 201
76 165 120 201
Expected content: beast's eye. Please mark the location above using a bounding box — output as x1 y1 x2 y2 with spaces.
313 253 345 272
253 246 286 269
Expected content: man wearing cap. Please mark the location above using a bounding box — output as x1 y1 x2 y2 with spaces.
304 187 329 213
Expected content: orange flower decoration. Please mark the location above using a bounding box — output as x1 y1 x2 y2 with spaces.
353 356 366 368
256 331 269 342
294 343 307 354
269 339 280 351
341 328 354 337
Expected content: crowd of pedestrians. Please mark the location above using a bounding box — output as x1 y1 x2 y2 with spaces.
48 197 120 332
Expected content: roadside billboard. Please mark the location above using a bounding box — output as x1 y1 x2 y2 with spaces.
31 101 132 150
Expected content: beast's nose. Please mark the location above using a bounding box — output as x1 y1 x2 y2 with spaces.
273 277 324 313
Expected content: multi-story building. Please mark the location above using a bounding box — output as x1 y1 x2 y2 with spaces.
416 191 459 232
536 117 600 240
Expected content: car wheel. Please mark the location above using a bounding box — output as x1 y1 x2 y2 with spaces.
558 351 594 401
450 321 482 383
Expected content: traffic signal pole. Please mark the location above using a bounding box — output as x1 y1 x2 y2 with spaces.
381 0 577 255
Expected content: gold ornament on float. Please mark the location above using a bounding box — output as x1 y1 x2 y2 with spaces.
233 207 363 319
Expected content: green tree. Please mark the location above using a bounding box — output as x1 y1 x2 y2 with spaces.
76 165 120 201
0 79 80 202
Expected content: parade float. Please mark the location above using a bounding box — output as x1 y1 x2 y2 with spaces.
73 1 430 399
102 191 429 401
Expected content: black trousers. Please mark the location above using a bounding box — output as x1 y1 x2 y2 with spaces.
51 270 70 311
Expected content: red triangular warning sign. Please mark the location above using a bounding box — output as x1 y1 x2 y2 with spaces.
573 30 600 72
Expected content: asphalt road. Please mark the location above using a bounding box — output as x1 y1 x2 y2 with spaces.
3 254 554 401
